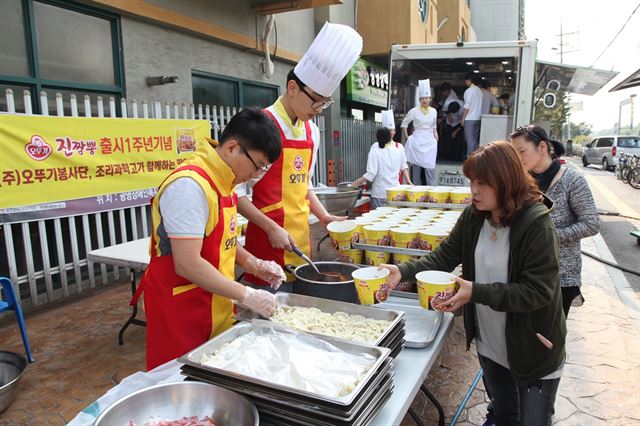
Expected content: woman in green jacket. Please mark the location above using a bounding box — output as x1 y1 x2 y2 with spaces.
382 141 566 425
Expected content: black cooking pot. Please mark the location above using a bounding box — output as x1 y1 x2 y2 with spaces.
285 261 361 304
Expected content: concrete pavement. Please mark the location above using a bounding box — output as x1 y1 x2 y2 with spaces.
0 224 639 424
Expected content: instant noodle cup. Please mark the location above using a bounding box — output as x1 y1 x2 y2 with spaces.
428 187 451 204
449 187 472 204
354 217 373 243
406 187 429 203
393 253 420 265
363 225 391 246
237 216 249 236
415 270 458 310
352 267 390 305
327 220 357 250
337 248 364 264
386 186 407 202
364 250 391 266
418 227 449 251
390 226 420 249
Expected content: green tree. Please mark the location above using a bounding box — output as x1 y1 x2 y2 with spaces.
534 89 569 139
569 121 592 137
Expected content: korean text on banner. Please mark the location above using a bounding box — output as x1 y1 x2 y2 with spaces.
0 115 210 209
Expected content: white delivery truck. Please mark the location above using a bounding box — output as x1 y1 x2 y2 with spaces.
388 40 617 186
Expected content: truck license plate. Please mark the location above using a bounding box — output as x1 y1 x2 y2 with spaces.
438 174 465 186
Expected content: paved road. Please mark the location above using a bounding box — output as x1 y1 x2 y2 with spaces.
565 157 640 296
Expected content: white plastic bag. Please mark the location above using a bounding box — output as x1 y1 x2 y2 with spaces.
67 360 184 426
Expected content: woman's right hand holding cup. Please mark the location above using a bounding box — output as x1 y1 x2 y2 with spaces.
378 264 401 298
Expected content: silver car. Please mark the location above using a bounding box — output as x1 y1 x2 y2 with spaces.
582 135 640 171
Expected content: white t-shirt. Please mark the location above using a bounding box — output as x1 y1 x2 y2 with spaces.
159 178 210 238
363 142 409 199
236 104 321 197
445 99 464 127
463 84 483 121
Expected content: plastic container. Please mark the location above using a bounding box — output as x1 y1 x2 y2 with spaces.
390 227 420 249
415 270 458 310
364 250 391 266
327 220 357 250
418 228 449 251
449 187 472 204
336 248 364 265
363 224 391 246
352 267 390 305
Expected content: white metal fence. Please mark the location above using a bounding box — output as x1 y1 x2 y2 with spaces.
340 117 379 183
1 89 326 311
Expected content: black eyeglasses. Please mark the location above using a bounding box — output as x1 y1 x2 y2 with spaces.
293 77 334 110
240 145 270 173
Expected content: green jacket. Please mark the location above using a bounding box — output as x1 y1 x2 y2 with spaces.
399 198 566 384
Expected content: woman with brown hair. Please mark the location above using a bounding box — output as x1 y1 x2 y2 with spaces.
381 141 566 425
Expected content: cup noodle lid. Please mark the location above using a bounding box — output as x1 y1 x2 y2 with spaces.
364 224 391 232
352 266 389 281
419 227 450 237
416 270 455 285
327 220 356 233
450 187 472 193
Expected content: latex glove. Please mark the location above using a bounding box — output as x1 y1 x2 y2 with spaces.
321 214 348 228
247 258 286 290
268 224 293 251
240 286 276 318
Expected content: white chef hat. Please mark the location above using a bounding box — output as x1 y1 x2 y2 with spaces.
418 79 432 98
381 110 395 130
294 22 363 97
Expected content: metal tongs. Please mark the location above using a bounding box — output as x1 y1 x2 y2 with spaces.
290 243 343 282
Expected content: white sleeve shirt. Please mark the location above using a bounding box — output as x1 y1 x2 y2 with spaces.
159 177 209 238
463 85 483 121
363 142 409 199
236 104 321 198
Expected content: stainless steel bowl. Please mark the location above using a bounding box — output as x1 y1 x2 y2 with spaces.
94 381 259 426
313 186 360 214
0 351 27 414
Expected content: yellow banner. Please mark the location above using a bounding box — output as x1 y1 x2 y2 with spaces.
0 115 210 209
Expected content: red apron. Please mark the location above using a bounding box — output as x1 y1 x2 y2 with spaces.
131 165 237 370
244 109 314 284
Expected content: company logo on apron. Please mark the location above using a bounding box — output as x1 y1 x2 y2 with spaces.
293 155 304 171
229 214 236 234
25 135 52 161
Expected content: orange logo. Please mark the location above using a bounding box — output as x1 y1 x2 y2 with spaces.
293 155 304 171
229 214 236 234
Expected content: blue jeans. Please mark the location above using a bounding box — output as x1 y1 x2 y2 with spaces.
464 120 481 156
478 354 560 426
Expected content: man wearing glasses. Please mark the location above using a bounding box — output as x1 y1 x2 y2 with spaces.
238 22 362 288
133 108 287 370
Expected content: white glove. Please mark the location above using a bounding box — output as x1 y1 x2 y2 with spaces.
240 286 276 318
247 258 287 290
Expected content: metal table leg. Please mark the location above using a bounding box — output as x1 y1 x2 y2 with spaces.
118 270 147 345
421 384 445 426
317 233 330 252
408 407 425 426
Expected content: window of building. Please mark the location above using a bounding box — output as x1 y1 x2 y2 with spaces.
192 71 279 109
0 0 124 114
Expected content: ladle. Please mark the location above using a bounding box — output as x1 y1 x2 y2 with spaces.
290 244 343 282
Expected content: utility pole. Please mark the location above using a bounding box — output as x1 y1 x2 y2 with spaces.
554 19 579 64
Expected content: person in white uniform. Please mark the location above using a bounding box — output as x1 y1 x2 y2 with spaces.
351 110 412 208
401 79 438 185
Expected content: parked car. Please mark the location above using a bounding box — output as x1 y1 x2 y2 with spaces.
582 135 640 171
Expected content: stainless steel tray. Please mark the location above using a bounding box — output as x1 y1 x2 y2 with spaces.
257 372 394 426
388 201 468 210
178 322 391 407
235 292 405 347
374 295 442 348
182 359 394 420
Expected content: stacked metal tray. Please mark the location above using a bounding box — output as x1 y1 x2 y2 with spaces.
179 322 394 426
373 291 443 348
235 293 406 357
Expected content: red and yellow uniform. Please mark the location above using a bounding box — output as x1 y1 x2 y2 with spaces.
244 105 314 284
131 140 238 370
